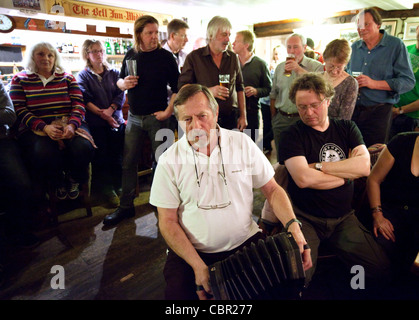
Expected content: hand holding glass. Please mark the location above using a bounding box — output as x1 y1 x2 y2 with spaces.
352 71 363 79
284 54 295 76
219 74 230 88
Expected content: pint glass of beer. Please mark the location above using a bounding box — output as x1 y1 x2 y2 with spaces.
219 74 230 88
284 54 295 77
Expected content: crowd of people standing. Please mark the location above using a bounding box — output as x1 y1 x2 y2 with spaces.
0 7 418 298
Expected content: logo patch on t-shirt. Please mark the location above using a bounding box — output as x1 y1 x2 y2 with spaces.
319 143 346 162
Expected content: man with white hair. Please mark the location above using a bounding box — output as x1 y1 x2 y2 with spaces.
178 16 247 131
270 33 324 160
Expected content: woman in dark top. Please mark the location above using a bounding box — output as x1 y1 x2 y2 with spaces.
77 39 125 208
322 39 358 120
367 132 419 277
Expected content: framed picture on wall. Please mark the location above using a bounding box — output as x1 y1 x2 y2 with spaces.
340 28 359 43
404 22 419 40
381 20 397 36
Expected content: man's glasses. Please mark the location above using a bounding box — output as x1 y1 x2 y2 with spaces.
88 49 104 55
192 143 231 210
296 98 327 112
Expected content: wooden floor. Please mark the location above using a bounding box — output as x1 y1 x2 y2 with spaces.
0 149 418 301
0 175 168 300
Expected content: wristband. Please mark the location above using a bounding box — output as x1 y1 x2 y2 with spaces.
284 218 302 232
370 205 382 214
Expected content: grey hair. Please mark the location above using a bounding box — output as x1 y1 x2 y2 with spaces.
174 84 218 119
206 16 232 42
24 42 66 74
286 33 307 46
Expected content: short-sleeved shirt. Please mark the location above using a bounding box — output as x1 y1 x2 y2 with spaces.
278 119 364 218
149 127 274 253
178 45 244 116
381 132 419 206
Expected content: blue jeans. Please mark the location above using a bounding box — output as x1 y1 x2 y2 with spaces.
120 112 174 208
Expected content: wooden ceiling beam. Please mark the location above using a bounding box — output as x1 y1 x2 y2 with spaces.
254 4 419 37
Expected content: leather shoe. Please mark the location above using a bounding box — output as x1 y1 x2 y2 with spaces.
103 207 135 226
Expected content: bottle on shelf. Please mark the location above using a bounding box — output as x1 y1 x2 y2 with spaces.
73 43 79 54
119 39 124 55
114 39 121 55
123 39 128 54
105 39 113 55
127 40 133 51
68 42 73 54
13 62 19 74
61 42 68 54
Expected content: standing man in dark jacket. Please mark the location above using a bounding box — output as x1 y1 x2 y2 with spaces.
233 30 272 143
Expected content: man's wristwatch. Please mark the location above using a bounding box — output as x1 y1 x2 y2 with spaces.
315 162 323 171
399 107 404 115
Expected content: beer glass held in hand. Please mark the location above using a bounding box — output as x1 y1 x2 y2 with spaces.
284 54 295 77
219 74 230 88
126 59 137 77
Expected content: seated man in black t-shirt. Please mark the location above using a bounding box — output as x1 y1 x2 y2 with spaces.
276 73 390 285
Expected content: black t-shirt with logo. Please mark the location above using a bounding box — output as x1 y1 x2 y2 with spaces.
278 119 364 218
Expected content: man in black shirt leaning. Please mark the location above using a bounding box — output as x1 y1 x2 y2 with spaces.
277 73 390 287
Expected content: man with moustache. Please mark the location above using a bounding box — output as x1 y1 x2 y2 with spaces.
347 7 415 147
149 84 311 300
178 16 247 131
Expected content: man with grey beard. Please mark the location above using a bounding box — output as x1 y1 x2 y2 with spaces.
178 16 247 131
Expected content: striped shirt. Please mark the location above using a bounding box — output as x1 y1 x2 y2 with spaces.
9 70 86 135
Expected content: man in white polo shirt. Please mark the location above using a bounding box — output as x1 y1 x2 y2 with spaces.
149 84 311 300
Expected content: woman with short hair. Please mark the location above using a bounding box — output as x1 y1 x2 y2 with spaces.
322 39 358 120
